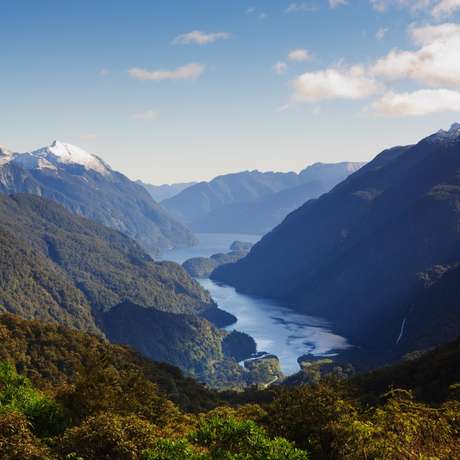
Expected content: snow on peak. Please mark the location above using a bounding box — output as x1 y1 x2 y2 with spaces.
429 122 460 143
0 146 14 166
29 141 111 175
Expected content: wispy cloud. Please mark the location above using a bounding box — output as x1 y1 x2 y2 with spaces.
274 62 288 74
376 27 389 40
432 0 460 17
288 49 312 62
285 3 318 13
370 0 460 17
329 0 348 8
372 89 460 116
246 6 268 19
172 30 231 45
370 0 432 13
131 110 160 121
99 69 110 77
128 63 205 81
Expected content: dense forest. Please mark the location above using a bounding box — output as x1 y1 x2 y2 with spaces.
0 313 459 459
0 194 266 388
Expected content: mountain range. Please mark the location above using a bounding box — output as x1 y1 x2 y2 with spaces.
137 179 196 202
0 193 253 387
213 123 460 367
0 141 196 255
162 162 363 234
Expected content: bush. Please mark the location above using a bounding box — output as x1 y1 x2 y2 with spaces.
60 412 160 460
266 383 356 456
0 362 66 437
0 410 54 459
328 389 460 460
191 416 309 459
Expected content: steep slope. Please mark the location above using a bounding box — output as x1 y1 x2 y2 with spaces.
0 193 243 385
163 163 363 233
136 179 196 202
0 142 196 255
213 124 460 365
0 313 221 411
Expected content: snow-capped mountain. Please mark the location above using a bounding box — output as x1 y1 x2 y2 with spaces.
429 122 460 143
0 141 196 255
10 141 111 175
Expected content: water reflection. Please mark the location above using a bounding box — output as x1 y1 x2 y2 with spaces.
161 233 349 375
199 278 349 375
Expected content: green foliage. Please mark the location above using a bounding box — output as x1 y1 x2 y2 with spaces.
266 382 356 456
60 412 159 460
141 439 202 460
0 410 55 460
0 314 223 412
0 315 459 460
190 416 309 459
59 365 180 426
0 194 246 387
0 362 66 437
328 389 460 459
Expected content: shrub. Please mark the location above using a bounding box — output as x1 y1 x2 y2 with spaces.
0 410 54 459
0 361 66 437
60 412 159 460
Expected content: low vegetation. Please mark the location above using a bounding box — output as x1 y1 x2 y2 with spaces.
0 313 459 459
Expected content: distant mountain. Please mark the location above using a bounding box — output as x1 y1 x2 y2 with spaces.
136 179 196 202
0 193 249 387
213 123 460 366
162 163 363 234
0 141 196 255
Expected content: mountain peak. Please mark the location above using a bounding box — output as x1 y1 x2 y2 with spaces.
428 122 460 144
32 141 111 175
0 145 13 166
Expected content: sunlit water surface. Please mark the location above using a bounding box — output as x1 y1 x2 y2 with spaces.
160 233 349 375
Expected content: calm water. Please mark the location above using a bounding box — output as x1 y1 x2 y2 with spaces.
161 233 349 375
159 233 261 264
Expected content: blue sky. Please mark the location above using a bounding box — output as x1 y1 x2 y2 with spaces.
1 0 460 183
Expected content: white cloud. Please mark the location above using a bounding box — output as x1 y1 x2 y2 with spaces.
370 0 460 16
372 89 460 115
329 0 348 8
246 7 267 18
172 30 231 45
285 3 318 13
128 63 205 81
372 23 460 87
288 49 312 61
99 69 110 77
370 0 433 13
276 104 290 112
432 0 460 17
131 110 160 121
376 27 389 40
292 66 381 102
274 62 288 74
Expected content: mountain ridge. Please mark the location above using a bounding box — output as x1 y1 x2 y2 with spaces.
213 123 460 366
0 141 196 255
163 161 364 234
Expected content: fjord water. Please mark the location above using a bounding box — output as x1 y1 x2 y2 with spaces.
161 233 349 375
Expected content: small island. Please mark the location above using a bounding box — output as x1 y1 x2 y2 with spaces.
183 240 254 278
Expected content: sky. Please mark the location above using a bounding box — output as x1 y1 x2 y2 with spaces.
1 0 460 183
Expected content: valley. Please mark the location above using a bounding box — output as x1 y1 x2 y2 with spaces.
161 233 350 375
